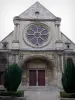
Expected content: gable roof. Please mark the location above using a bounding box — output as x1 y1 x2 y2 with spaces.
0 31 13 43
0 1 75 48
61 32 75 46
19 1 56 19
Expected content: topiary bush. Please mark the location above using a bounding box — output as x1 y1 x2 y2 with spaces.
4 64 23 91
62 58 75 93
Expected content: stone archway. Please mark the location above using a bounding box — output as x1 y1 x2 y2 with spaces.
21 55 57 87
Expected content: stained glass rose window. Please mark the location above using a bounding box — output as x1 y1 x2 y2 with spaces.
23 23 51 47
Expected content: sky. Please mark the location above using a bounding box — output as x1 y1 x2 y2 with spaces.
0 0 75 43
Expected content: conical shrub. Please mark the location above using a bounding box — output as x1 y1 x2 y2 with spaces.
4 64 23 91
62 58 75 93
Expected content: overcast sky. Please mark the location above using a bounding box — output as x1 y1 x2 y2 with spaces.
0 0 75 43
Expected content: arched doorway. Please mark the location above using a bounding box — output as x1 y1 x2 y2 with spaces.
28 59 46 86
22 57 55 86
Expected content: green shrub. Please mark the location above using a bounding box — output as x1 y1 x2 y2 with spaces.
0 90 24 97
4 64 23 91
60 91 75 98
62 58 75 93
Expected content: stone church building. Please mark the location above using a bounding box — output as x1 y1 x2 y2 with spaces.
0 2 75 90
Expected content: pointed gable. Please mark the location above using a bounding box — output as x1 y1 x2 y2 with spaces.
19 2 56 19
0 2 75 51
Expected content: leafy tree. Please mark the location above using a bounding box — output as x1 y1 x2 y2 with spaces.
62 58 75 93
4 64 23 91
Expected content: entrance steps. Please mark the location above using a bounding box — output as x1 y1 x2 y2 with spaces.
24 89 60 100
18 86 60 100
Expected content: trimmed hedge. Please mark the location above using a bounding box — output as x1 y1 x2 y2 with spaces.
60 91 75 98
0 90 24 97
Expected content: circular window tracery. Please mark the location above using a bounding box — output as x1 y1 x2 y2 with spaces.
23 23 51 47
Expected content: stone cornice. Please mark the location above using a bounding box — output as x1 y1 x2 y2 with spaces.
18 48 64 52
13 16 61 22
0 49 11 52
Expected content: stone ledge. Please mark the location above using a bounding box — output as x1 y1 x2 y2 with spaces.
61 98 75 100
0 96 26 100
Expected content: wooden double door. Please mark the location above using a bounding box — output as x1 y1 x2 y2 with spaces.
29 70 45 86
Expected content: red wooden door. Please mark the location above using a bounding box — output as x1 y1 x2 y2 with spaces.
0 72 4 85
29 70 36 86
38 70 45 86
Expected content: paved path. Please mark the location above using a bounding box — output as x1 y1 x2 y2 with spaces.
24 89 60 100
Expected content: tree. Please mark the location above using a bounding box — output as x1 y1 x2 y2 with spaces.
4 64 23 91
62 58 75 93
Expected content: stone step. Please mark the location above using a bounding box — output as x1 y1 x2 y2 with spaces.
18 86 59 91
24 90 60 100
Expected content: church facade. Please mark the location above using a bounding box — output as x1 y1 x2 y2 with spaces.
0 2 75 90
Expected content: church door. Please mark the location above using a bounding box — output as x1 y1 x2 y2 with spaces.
29 70 45 86
29 70 36 86
38 70 45 86
28 60 46 86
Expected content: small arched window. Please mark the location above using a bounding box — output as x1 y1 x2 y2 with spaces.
2 42 8 49
65 42 71 49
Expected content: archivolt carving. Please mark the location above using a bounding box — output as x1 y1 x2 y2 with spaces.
20 52 56 68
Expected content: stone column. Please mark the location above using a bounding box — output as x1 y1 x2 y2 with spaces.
55 17 63 50
14 23 19 41
12 53 16 63
61 55 64 72
36 70 38 86
57 54 62 88
57 54 60 71
57 53 64 72
55 17 61 40
12 16 20 49
13 19 20 41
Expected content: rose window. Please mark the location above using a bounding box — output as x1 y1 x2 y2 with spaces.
26 24 49 46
